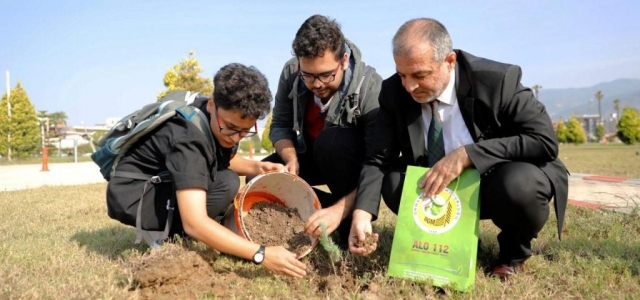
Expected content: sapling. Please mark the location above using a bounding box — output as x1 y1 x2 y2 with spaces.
318 222 341 263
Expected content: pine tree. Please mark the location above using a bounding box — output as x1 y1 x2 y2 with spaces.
158 51 214 100
0 82 40 158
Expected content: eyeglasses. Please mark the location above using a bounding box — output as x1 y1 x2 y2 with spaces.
215 109 258 137
299 63 342 84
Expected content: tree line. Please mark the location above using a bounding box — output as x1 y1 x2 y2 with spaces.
2 55 638 160
554 90 639 145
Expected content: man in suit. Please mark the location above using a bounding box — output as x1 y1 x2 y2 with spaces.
349 18 568 281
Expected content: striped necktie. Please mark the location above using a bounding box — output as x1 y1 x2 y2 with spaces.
427 100 445 167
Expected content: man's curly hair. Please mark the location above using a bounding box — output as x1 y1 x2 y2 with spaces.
292 15 345 61
213 63 271 120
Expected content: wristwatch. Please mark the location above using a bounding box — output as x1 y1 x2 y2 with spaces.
252 245 265 264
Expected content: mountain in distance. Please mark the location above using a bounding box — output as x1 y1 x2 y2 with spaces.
535 78 640 121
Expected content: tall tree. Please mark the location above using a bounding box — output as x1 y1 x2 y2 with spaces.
158 51 214 100
595 90 604 124
48 111 67 124
0 82 40 158
47 111 68 135
613 98 621 119
616 106 640 145
261 112 275 153
531 84 543 99
595 123 605 142
37 110 49 147
37 110 48 119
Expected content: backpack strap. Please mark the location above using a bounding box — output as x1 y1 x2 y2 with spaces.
112 170 173 247
137 171 173 247
113 171 155 181
176 105 217 173
346 66 376 125
176 106 214 146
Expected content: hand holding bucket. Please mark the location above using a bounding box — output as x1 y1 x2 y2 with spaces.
223 171 322 258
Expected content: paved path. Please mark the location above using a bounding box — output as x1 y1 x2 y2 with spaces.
0 162 105 191
1 162 639 212
568 173 640 213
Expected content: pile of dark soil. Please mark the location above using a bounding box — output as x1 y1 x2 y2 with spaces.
243 201 313 256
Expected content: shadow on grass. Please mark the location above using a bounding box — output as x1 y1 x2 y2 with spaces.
540 239 640 276
70 226 146 260
341 225 396 277
477 232 500 274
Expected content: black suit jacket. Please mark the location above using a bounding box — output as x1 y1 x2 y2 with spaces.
355 50 569 238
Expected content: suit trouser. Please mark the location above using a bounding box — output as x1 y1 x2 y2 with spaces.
171 169 240 235
251 127 365 242
381 161 552 266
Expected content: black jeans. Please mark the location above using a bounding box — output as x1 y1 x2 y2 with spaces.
380 161 552 266
171 169 240 234
249 127 365 241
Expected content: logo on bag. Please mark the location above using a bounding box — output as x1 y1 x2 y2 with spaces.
413 188 462 234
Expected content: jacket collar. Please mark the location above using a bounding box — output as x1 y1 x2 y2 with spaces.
454 50 480 142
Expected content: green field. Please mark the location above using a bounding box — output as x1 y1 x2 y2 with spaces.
559 143 640 179
2 143 639 298
2 186 640 298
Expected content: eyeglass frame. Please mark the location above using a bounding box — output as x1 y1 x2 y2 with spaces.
214 108 258 137
298 63 342 84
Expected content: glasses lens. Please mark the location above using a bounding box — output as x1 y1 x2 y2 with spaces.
319 75 334 83
300 74 314 83
220 128 235 136
221 128 258 137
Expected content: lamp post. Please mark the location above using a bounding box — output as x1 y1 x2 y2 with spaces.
37 117 50 171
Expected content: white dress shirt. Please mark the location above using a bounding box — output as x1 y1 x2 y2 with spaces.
421 68 475 155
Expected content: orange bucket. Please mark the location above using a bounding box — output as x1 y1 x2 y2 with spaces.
223 171 322 258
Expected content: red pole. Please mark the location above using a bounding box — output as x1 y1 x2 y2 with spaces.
41 146 50 172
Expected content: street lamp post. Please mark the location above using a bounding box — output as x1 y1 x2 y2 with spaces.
37 117 50 171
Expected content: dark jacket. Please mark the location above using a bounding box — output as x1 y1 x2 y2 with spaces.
355 50 569 238
269 40 382 156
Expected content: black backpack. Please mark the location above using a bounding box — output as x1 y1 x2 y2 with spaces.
91 91 214 247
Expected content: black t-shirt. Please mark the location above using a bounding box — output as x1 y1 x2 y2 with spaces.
106 99 237 228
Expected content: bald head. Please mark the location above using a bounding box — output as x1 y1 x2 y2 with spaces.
392 18 453 62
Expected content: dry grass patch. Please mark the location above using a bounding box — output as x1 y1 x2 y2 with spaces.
2 183 640 299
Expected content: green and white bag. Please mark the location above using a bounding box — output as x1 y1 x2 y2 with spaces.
388 166 481 291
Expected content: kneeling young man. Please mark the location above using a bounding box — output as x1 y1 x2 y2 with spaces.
263 15 382 248
106 63 306 278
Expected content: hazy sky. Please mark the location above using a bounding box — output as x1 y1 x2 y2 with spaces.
1 0 639 126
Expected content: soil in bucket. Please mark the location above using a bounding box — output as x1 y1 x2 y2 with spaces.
243 201 313 256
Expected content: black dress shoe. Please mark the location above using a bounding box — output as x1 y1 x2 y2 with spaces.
490 263 524 281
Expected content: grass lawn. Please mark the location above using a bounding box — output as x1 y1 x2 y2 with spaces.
2 183 639 299
559 143 640 179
